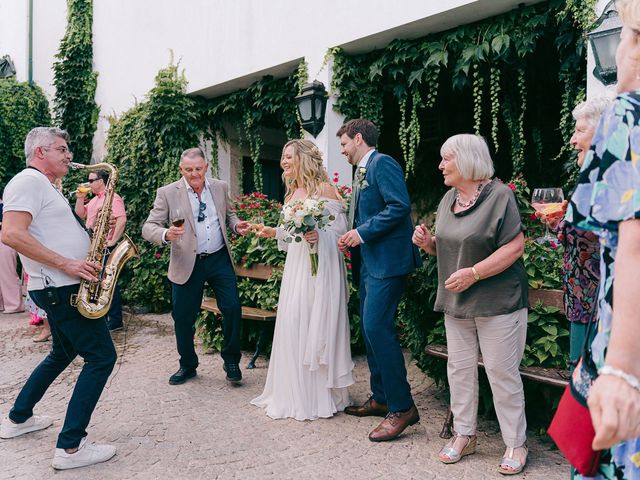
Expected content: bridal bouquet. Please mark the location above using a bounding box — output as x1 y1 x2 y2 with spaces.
280 198 335 276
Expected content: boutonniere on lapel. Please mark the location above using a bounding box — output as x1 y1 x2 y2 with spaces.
357 167 369 189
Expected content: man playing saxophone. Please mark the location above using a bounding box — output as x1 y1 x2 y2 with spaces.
0 127 118 470
75 168 127 331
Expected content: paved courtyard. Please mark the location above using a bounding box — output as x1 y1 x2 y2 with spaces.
0 310 569 480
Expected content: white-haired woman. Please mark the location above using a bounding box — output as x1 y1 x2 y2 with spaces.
251 139 354 421
565 0 640 477
537 96 611 370
413 134 528 474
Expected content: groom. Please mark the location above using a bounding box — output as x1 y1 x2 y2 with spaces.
337 119 422 442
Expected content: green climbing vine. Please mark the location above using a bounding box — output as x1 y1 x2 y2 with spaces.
560 0 598 31
472 63 484 135
489 66 501 152
53 0 98 164
398 88 422 176
513 68 527 174
331 0 590 181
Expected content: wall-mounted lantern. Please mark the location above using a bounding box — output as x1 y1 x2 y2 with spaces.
295 81 328 137
588 0 622 86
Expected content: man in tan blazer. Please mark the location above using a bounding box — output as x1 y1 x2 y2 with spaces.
142 147 251 385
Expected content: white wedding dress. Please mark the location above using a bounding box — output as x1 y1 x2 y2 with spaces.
251 198 354 420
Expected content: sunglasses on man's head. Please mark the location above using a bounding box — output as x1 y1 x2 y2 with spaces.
198 201 207 222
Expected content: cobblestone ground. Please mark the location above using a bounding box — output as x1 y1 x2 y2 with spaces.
0 311 568 480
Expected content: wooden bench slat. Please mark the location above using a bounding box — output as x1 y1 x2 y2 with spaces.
201 298 276 322
425 344 568 388
528 288 563 310
234 263 281 281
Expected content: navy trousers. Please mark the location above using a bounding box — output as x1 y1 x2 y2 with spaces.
10 284 117 449
171 248 241 369
359 262 414 412
106 284 123 328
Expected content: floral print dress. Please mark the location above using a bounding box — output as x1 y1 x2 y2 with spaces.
567 91 640 479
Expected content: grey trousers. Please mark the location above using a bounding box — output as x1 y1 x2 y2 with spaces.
444 307 528 447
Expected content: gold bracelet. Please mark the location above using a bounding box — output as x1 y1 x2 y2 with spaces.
471 266 481 282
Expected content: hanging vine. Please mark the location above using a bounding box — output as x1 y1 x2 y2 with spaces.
513 67 528 174
398 88 422 176
53 0 98 163
472 63 484 135
330 0 588 184
489 66 501 152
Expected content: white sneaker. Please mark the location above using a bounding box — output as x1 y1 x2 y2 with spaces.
0 414 53 439
52 437 116 470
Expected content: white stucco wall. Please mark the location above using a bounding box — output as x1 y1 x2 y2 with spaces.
1 0 543 181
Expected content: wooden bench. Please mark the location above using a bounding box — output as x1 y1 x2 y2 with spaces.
425 288 569 438
201 263 278 369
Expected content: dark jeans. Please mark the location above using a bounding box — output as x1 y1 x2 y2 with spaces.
103 246 123 328
9 284 117 449
171 248 241 369
359 263 414 412
106 284 123 328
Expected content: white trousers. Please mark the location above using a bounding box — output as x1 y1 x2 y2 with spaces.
444 307 528 447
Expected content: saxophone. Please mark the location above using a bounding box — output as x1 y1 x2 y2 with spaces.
69 162 140 319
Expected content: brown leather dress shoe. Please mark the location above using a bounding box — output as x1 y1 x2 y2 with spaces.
344 397 389 417
368 405 420 442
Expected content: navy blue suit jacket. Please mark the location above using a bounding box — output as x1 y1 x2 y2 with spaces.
354 151 422 280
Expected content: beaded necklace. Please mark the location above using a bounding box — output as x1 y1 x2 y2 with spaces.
455 180 487 209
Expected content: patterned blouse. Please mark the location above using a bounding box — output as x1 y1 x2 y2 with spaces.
567 91 640 480
558 220 599 324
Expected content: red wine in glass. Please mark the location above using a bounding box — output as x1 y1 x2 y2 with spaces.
172 218 185 227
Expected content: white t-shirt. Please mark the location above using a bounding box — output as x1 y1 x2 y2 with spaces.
3 168 91 290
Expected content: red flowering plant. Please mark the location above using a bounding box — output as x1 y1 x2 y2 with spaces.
229 192 286 268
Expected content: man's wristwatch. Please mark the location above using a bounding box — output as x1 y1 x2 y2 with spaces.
471 266 481 282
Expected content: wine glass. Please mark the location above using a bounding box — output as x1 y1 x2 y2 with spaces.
531 188 564 243
171 208 185 242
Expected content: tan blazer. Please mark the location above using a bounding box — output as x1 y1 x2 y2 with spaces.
142 178 240 285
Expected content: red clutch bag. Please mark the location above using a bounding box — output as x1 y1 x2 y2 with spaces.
548 385 601 477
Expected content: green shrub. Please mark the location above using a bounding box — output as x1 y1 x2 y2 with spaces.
0 78 51 186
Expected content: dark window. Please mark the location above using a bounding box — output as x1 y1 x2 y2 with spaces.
242 157 285 202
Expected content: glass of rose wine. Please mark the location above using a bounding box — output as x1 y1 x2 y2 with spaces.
531 188 564 243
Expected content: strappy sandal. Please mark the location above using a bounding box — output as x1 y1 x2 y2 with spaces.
497 445 528 475
438 434 477 464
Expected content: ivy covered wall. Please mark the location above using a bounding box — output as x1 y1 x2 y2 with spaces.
331 0 594 211
53 0 98 164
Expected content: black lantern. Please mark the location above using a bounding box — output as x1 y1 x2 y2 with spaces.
588 0 622 86
295 81 328 137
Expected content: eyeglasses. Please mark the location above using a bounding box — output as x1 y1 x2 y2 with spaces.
198 201 207 222
87 178 101 183
43 146 73 157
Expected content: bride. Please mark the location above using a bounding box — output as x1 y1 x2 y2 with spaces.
250 139 354 420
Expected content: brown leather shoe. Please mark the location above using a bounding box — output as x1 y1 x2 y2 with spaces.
344 397 389 417
368 405 420 442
